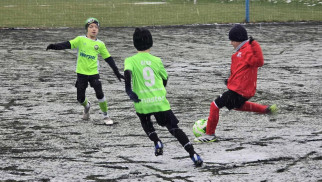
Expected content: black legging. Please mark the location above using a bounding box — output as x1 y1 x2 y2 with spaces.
137 110 195 156
75 74 104 103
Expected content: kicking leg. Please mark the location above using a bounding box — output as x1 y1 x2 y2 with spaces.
137 113 163 156
158 111 203 167
235 101 268 114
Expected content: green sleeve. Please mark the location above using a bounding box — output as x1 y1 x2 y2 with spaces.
99 43 111 59
69 36 80 49
124 58 133 71
159 59 168 80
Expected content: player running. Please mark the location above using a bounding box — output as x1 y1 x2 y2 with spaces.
46 18 124 125
124 28 203 167
194 24 278 143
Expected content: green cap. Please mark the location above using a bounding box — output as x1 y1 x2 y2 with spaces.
85 17 100 29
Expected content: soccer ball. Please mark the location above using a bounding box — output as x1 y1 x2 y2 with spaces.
193 119 207 137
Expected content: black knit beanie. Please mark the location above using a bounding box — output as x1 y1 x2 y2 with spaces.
133 28 153 51
229 24 248 42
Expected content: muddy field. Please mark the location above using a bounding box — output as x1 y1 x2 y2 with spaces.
0 23 321 181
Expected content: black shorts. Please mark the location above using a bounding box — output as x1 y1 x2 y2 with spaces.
75 73 104 101
214 90 248 110
75 74 101 89
137 110 179 127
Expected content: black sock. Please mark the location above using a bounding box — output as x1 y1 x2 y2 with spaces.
170 128 195 156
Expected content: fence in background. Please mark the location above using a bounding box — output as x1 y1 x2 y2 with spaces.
0 0 321 28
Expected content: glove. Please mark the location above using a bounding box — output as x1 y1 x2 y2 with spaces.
115 72 125 82
46 44 55 50
127 90 141 103
224 79 228 86
249 36 255 44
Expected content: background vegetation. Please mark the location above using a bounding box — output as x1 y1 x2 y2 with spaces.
0 0 321 28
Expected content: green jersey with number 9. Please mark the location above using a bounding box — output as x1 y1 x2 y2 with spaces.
124 52 170 114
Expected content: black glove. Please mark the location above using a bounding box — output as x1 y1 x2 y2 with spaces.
224 79 228 86
249 36 255 44
46 44 55 50
127 90 141 103
115 72 125 82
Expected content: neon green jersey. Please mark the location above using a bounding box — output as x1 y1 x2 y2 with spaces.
69 36 111 75
124 52 170 114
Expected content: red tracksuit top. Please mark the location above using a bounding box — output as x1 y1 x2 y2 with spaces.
227 40 264 98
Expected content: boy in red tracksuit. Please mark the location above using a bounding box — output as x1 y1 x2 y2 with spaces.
194 24 278 143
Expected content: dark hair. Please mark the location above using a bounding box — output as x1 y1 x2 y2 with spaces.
229 24 248 42
133 28 153 51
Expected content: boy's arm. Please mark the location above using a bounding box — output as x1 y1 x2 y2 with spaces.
246 37 264 67
46 41 71 50
104 57 125 82
124 70 141 103
159 60 168 87
163 78 168 87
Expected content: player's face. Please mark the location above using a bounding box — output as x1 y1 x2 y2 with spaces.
230 41 240 49
87 23 99 39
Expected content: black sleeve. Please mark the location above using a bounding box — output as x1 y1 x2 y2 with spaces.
163 78 168 87
124 70 132 94
50 41 71 50
104 57 124 81
104 57 118 71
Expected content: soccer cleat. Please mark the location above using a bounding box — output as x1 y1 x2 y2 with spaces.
82 101 91 120
194 134 217 143
104 116 114 125
155 141 163 156
266 104 278 114
103 113 114 125
191 153 203 167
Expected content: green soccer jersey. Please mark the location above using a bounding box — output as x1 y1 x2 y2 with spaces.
124 52 170 114
69 36 111 75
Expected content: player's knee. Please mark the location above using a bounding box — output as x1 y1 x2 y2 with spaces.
90 78 101 88
77 96 85 104
96 92 104 100
169 127 181 136
214 96 224 108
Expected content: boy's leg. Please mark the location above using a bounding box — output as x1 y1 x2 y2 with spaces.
155 111 203 166
137 113 163 155
235 102 278 114
90 75 113 125
194 101 218 143
205 101 220 135
98 97 108 113
195 90 247 143
235 101 267 113
76 74 90 120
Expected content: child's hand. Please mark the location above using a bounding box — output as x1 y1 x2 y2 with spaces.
46 44 55 50
116 73 125 82
249 36 255 44
127 91 141 103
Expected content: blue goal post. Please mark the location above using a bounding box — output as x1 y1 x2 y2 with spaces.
245 0 250 23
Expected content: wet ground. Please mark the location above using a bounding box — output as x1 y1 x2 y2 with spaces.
0 23 321 181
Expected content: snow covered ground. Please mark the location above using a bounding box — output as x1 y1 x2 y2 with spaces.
0 23 321 181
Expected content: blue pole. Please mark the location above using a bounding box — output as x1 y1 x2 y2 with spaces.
245 0 250 23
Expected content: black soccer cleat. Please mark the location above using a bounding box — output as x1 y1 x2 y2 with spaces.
154 141 163 156
191 153 203 167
